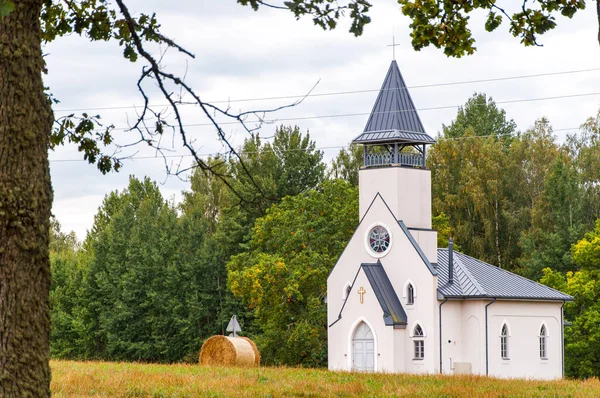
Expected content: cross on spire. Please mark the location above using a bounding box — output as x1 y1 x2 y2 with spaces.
387 35 400 60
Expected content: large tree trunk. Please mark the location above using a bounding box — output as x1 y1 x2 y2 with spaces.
0 1 53 396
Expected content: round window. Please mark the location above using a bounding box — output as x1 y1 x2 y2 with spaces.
368 226 390 254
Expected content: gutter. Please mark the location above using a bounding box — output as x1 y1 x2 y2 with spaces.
561 301 565 378
439 298 448 374
485 298 497 376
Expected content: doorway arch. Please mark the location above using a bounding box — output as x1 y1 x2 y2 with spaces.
352 321 375 371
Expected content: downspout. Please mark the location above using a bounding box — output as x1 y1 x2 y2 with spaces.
439 298 448 374
485 298 497 376
561 301 565 378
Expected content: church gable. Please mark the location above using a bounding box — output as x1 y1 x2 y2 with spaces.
328 192 435 282
331 262 407 329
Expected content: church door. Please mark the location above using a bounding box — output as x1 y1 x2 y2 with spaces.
352 322 375 372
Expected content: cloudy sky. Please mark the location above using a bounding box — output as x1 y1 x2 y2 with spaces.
45 1 600 239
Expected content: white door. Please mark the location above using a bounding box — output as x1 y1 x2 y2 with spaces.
353 322 375 371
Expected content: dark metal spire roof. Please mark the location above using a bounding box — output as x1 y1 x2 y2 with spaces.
353 61 435 145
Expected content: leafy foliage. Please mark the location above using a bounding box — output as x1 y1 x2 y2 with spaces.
398 0 587 57
228 180 358 367
0 0 14 17
330 143 362 186
238 0 372 36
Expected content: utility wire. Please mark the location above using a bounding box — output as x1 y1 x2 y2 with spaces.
53 67 600 113
48 126 584 163
82 91 600 132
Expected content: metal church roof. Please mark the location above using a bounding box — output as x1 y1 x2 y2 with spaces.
362 262 408 327
436 249 573 301
353 60 435 145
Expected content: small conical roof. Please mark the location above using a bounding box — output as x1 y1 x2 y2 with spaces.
353 61 435 145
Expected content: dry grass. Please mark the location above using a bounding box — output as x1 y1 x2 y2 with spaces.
51 360 600 397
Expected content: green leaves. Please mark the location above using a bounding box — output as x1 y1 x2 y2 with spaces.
0 0 14 17
50 114 120 174
238 0 372 37
485 11 503 32
398 0 587 57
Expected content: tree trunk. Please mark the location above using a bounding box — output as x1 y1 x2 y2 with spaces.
0 1 53 396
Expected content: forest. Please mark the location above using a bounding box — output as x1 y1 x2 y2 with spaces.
50 93 600 379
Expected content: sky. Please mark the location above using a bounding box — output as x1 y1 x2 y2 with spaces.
45 1 600 240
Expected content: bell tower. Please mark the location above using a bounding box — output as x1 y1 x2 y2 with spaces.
354 60 437 261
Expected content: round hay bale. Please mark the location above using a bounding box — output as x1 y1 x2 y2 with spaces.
199 335 259 367
241 336 261 366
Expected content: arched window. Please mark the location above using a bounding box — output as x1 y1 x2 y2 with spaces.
500 324 509 360
407 283 415 305
539 324 548 359
412 324 424 360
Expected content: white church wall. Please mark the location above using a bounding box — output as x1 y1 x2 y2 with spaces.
460 300 486 375
439 300 463 374
327 269 393 372
487 301 563 380
393 327 407 373
358 167 432 230
366 199 438 374
328 194 439 374
409 229 438 264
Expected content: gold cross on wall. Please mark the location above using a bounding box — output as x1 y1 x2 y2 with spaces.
358 286 366 304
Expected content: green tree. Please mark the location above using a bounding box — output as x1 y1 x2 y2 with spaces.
227 180 358 366
430 94 519 269
330 143 363 186
85 176 200 362
441 93 516 140
539 219 600 378
49 219 93 359
541 267 600 378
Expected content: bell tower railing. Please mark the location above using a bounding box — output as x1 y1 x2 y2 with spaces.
364 152 424 168
362 143 427 168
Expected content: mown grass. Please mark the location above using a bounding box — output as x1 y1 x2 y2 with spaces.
51 360 600 397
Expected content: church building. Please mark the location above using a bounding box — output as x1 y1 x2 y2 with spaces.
327 60 573 379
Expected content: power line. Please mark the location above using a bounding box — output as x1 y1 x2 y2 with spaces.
52 67 600 113
48 126 584 164
87 91 600 132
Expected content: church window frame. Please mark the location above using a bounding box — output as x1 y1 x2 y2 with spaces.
364 223 392 258
539 323 548 360
500 323 510 360
411 323 425 360
403 280 417 306
407 283 415 305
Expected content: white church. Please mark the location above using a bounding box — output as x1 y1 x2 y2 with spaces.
327 60 573 379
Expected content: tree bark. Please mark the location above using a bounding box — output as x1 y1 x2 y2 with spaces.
0 1 53 396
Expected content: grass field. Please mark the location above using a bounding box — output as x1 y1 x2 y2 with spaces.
50 360 600 397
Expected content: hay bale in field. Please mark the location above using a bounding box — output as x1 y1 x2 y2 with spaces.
241 336 261 366
199 335 260 367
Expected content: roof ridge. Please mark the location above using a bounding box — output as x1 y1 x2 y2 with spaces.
455 251 573 299
453 252 485 295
